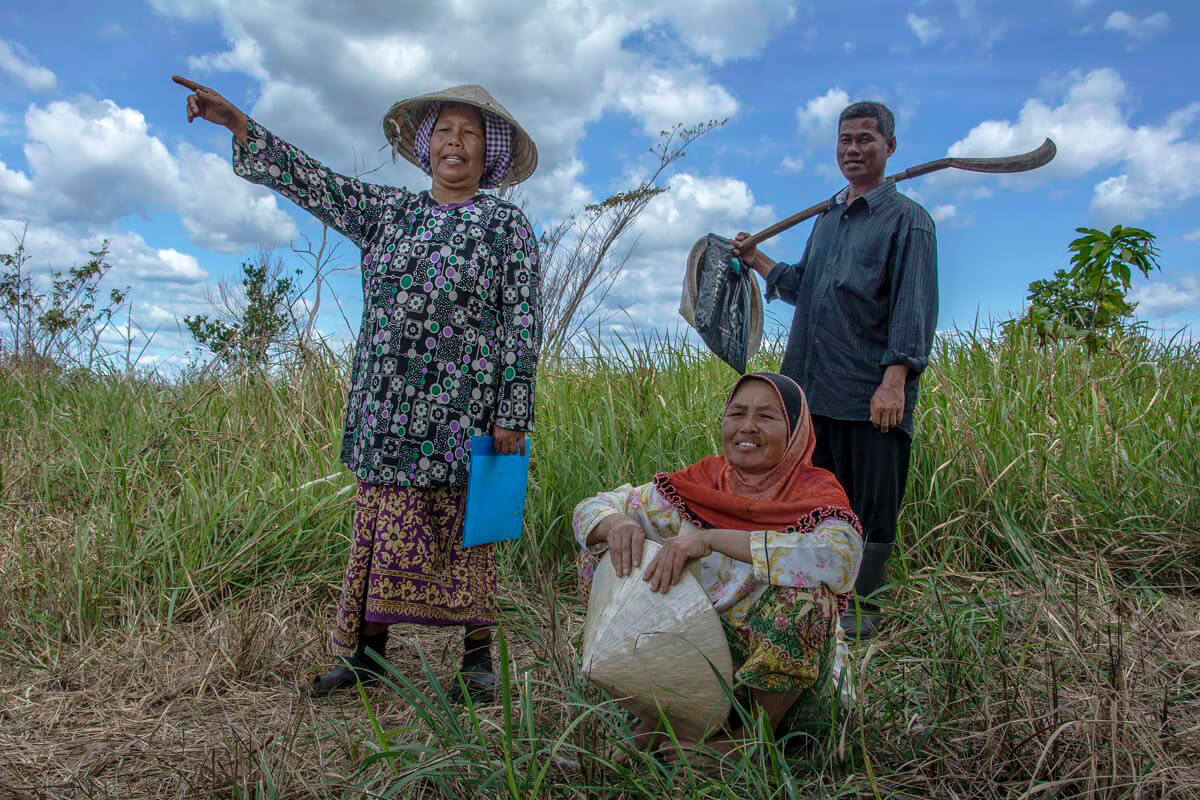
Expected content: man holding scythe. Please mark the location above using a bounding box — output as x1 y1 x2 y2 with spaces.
733 101 938 640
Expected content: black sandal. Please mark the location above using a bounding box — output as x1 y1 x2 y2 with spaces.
447 631 496 704
839 607 883 641
311 630 389 698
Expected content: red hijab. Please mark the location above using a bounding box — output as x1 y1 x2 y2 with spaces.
654 373 856 532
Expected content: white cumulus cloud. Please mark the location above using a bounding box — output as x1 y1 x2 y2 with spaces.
0 219 210 287
1089 103 1200 221
1129 275 1200 319
1103 10 1170 42
937 69 1200 223
796 88 850 147
19 98 181 224
152 0 794 228
781 156 805 173
906 13 942 45
653 0 797 65
930 203 975 228
0 38 57 92
0 97 297 253
931 204 957 223
1183 229 1200 242
187 36 268 81
173 143 300 253
613 69 738 137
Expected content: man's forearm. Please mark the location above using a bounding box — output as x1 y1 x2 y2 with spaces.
882 363 908 387
748 252 777 280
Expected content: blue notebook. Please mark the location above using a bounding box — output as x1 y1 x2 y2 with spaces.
462 435 531 547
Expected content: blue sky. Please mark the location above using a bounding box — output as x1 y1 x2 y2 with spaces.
1 1 1197 370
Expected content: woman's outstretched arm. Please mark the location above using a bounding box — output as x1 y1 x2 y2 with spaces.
171 74 403 250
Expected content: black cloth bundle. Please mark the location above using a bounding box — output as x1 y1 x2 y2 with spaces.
680 234 763 374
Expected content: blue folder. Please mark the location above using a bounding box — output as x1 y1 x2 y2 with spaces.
462 435 531 547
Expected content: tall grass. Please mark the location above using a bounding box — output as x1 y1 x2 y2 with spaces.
1 329 1197 798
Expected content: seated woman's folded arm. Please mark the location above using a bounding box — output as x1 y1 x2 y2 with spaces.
573 481 682 554
746 518 863 594
573 484 638 553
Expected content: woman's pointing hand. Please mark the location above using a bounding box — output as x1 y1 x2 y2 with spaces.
171 75 248 145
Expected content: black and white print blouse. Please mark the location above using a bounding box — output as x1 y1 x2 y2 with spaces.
233 119 540 488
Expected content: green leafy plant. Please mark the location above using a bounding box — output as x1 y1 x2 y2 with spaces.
1016 224 1161 352
184 252 302 369
0 224 130 370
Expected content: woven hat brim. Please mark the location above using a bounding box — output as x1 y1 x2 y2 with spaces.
382 84 538 187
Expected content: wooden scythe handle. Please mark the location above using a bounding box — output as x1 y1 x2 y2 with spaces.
737 138 1057 250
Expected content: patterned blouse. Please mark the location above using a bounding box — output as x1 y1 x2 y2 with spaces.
572 481 863 633
232 119 540 488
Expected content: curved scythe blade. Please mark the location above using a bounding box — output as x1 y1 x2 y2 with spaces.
945 138 1058 173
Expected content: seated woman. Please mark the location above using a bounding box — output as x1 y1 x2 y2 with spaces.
573 372 863 757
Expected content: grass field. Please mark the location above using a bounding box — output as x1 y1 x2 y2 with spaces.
0 330 1197 799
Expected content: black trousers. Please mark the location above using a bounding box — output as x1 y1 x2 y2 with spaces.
810 416 911 545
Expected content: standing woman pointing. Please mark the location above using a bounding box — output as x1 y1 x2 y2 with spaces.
172 76 541 702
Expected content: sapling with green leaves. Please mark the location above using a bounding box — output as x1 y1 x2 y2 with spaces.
184 252 304 369
0 223 130 370
1018 224 1161 352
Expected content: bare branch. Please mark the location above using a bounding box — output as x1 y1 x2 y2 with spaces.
536 119 726 357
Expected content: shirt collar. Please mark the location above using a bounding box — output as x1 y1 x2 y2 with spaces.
834 180 898 213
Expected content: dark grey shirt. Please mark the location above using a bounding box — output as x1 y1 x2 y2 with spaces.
765 181 937 436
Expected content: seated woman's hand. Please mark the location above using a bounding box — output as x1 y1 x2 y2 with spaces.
603 517 646 579
643 533 712 595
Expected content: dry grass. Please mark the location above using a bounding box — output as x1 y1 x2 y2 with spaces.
864 570 1200 799
1 565 1196 798
0 584 555 799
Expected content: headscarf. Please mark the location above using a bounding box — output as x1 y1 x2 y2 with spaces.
654 373 856 532
413 102 514 190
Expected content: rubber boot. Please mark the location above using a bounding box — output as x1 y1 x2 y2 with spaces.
840 542 894 641
448 630 496 705
311 628 389 698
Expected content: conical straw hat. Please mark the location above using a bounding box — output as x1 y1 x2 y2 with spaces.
382 84 538 187
581 541 733 740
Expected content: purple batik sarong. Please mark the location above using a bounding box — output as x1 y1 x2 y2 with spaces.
331 482 498 654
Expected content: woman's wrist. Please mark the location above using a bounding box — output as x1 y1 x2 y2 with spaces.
703 528 753 564
229 112 249 146
585 514 618 547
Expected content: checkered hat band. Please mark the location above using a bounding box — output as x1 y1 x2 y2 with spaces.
414 103 514 190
